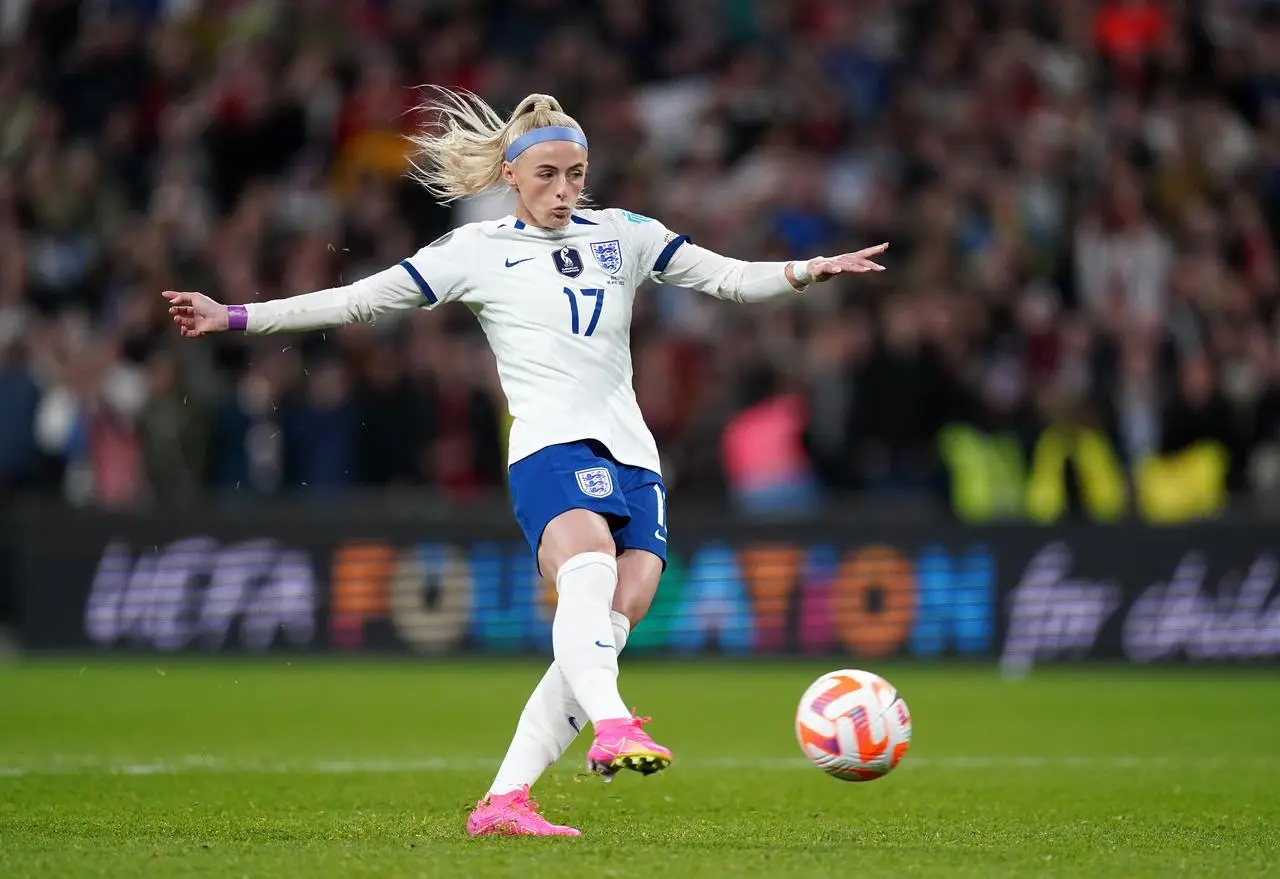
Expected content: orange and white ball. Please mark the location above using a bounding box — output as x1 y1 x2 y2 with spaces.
795 669 912 781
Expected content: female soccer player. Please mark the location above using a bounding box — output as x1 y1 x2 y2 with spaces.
163 89 887 837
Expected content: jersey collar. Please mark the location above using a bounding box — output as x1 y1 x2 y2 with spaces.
507 215 598 231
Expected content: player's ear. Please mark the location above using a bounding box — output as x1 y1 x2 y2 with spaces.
501 161 518 190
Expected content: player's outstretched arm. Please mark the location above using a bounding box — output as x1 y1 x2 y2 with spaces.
654 241 888 304
162 266 431 338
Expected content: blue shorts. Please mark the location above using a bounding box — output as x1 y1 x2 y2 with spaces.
508 440 668 571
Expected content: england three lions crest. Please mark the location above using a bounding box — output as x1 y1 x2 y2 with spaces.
590 240 623 275
575 467 614 498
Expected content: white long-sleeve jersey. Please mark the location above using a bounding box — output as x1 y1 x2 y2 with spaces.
241 207 803 474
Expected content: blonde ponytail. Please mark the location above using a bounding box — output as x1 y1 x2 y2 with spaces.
406 87 585 202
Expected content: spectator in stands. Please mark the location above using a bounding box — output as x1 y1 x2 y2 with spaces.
2 0 1280 526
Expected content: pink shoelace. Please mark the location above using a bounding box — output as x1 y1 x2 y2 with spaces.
497 785 540 813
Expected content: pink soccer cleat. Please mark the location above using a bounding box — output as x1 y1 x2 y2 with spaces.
466 786 581 837
586 712 672 780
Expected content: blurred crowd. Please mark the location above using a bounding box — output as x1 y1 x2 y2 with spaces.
4 0 1280 520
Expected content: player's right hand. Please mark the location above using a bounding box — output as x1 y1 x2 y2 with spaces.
162 291 228 338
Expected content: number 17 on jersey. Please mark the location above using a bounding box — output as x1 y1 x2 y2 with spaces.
562 287 605 336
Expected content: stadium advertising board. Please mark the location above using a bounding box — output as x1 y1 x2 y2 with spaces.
9 503 1279 664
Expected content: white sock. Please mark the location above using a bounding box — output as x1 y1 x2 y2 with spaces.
610 610 632 659
487 611 631 796
552 552 630 724
567 609 631 731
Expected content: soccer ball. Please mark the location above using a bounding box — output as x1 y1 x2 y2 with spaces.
795 668 912 781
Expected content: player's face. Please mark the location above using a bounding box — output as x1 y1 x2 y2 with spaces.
503 141 587 228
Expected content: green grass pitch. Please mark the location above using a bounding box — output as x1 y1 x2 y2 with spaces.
0 658 1276 878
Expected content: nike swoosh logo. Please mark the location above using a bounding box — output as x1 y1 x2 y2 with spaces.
594 640 612 649
505 257 535 267
655 530 667 542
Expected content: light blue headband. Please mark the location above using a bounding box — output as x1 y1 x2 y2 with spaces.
504 126 589 163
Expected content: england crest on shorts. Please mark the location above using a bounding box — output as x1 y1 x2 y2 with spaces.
590 239 623 275
575 467 614 498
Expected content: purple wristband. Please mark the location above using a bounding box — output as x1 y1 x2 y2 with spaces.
226 305 248 331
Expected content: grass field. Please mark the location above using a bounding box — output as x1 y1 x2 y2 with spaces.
0 658 1277 878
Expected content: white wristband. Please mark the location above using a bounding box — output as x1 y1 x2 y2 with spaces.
792 259 818 286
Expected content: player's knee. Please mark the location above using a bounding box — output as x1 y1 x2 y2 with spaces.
539 509 616 576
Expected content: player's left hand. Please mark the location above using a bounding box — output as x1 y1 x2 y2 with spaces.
162 290 228 337
807 243 889 281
